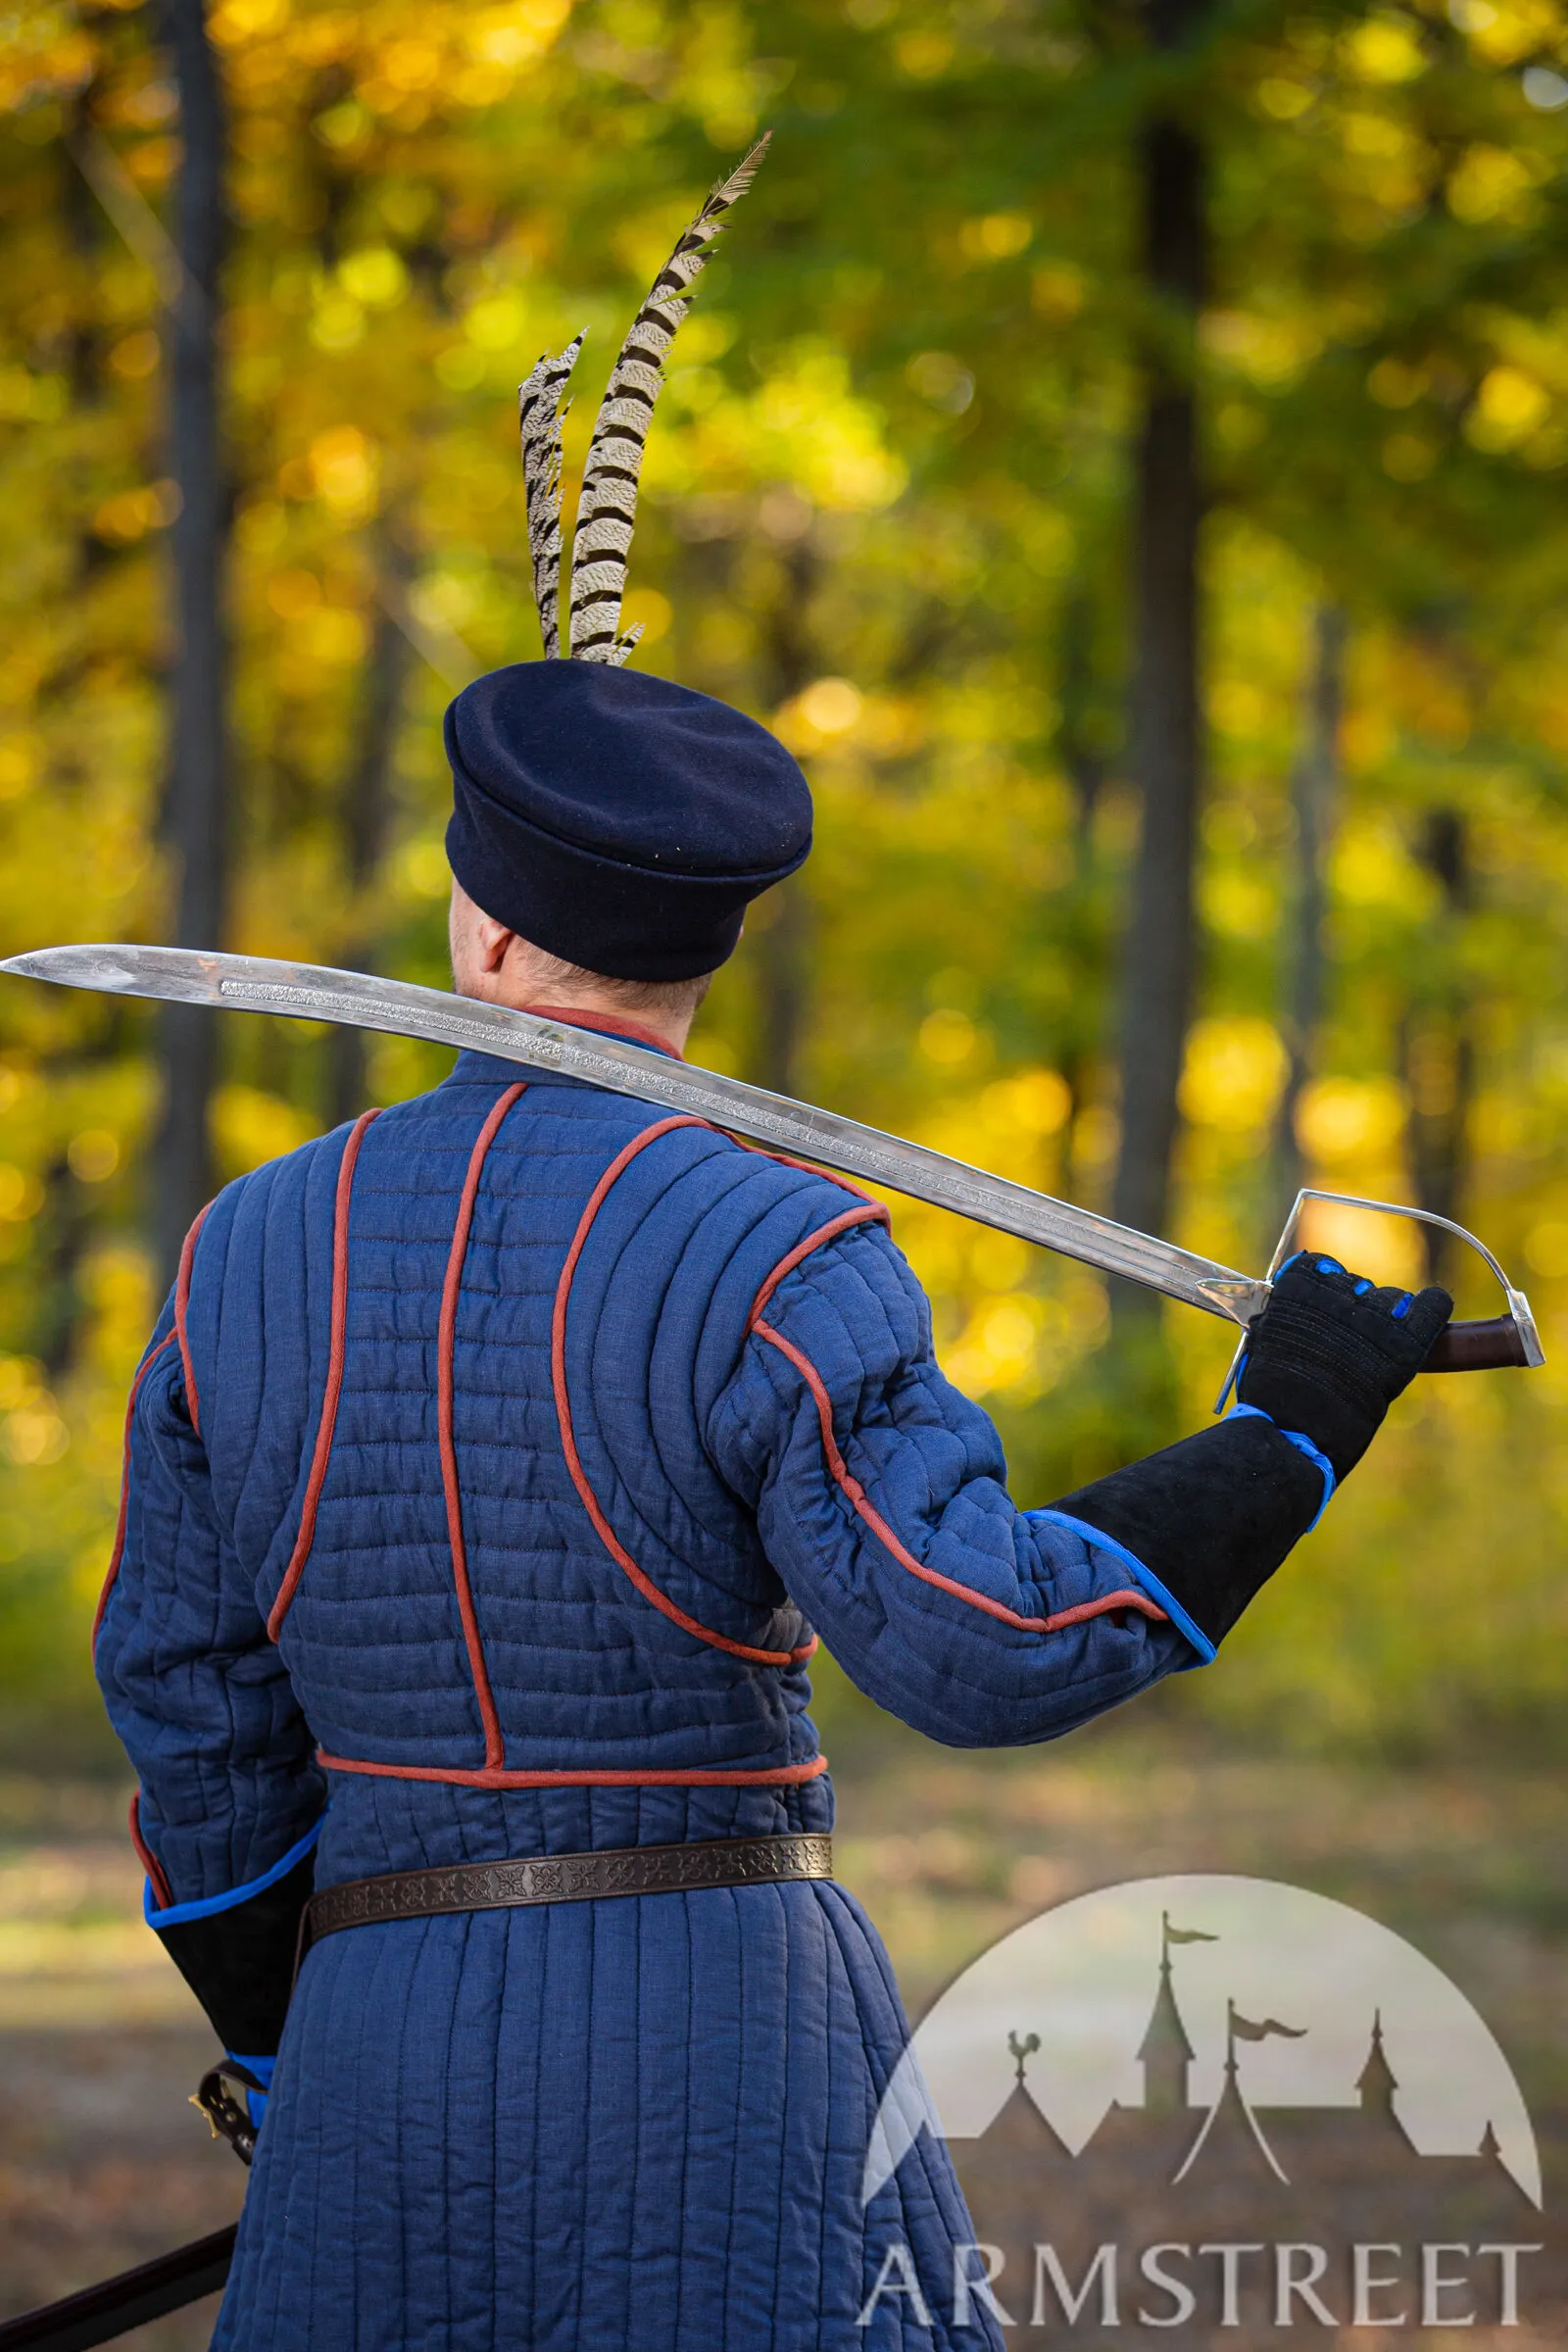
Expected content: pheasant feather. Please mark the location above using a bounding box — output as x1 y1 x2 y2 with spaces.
568 134 771 662
517 333 585 660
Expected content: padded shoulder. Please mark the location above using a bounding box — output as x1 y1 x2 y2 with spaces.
559 1114 890 1426
554 1113 888 1605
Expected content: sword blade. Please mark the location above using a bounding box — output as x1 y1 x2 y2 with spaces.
0 945 1268 1327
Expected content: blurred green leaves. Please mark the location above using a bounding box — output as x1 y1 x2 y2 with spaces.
5 0 1568 1750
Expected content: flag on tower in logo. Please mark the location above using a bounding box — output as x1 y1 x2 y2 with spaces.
1230 2006 1307 2042
1164 1920 1219 1946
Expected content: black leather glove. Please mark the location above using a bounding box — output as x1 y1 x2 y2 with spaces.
1238 1252 1452 1480
154 1845 315 2057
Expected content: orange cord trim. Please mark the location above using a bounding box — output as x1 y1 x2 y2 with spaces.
266 1109 381 1642
173 1203 212 1435
552 1116 816 1668
442 1085 528 1770
725 1131 883 1205
747 1204 891 1331
127 1791 172 1910
752 1318 1169 1637
316 1748 829 1789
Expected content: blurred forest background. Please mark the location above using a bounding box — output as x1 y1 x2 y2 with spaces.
3 0 1568 1763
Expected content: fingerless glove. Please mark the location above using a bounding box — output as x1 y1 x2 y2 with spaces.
1238 1252 1452 1479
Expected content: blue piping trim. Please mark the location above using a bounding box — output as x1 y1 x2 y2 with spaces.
144 1817 322 1929
1033 1510 1218 1666
1229 1402 1336 1531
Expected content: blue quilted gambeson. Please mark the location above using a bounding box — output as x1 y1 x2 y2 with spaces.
96 1042 1200 2350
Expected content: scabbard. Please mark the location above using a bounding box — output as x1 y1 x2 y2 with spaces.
0 2226 236 2352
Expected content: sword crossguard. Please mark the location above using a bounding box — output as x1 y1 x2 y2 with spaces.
1214 1189 1544 1411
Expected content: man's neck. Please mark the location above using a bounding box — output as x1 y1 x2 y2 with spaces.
481 977 693 1057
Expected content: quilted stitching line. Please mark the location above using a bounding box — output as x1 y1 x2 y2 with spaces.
267 1108 381 1642
752 1316 1170 1637
442 1084 528 1770
173 1200 213 1434
552 1115 816 1669
92 1327 179 1646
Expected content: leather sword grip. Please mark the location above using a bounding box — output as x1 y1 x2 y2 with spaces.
1422 1316 1532 1373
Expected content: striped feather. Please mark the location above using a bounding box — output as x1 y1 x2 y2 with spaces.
568 134 770 662
517 333 585 660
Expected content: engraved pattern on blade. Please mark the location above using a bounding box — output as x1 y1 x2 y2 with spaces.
207 973 1252 1312
0 945 1264 1325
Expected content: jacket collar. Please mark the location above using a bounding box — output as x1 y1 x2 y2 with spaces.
446 1002 686 1093
514 1003 685 1060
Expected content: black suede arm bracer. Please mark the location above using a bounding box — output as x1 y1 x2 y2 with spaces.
1051 1414 1326 1650
153 1848 316 2055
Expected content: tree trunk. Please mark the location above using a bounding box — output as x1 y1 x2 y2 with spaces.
1402 808 1473 1287
153 0 228 1292
1056 583 1107 1199
1275 605 1347 1217
327 533 414 1128
1110 56 1206 1285
754 533 818 1097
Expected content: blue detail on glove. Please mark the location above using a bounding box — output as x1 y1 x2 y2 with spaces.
1392 1292 1413 1319
1273 1249 1348 1281
1275 1251 1347 1278
143 1816 322 1928
227 2051 275 2130
1229 1402 1337 1531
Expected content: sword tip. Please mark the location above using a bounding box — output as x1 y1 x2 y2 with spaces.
0 945 140 991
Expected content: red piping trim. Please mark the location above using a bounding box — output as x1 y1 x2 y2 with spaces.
93 1330 180 1647
316 1748 829 1789
128 1791 172 1910
553 1116 815 1668
752 1318 1168 1637
173 1203 212 1435
727 1131 881 1205
747 1204 890 1330
266 1109 380 1643
443 1085 527 1770
518 1002 685 1059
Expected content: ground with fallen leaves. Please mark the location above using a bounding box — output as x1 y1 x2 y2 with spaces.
0 1719 1561 2345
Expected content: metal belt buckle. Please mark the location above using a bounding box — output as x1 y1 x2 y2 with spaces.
190 2062 260 2168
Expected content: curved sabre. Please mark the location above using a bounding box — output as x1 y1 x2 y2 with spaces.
0 942 1266 1324
1 944 1543 1378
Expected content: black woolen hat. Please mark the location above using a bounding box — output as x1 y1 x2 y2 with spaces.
444 661 812 982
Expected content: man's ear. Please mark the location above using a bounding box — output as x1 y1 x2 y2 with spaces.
472 909 515 976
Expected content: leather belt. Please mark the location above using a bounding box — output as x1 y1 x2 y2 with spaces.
300 1832 834 1959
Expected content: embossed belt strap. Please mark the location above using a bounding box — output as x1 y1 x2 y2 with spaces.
300 1833 834 1959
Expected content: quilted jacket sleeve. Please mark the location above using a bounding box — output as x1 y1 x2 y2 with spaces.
94 1300 325 2053
707 1220 1319 1748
